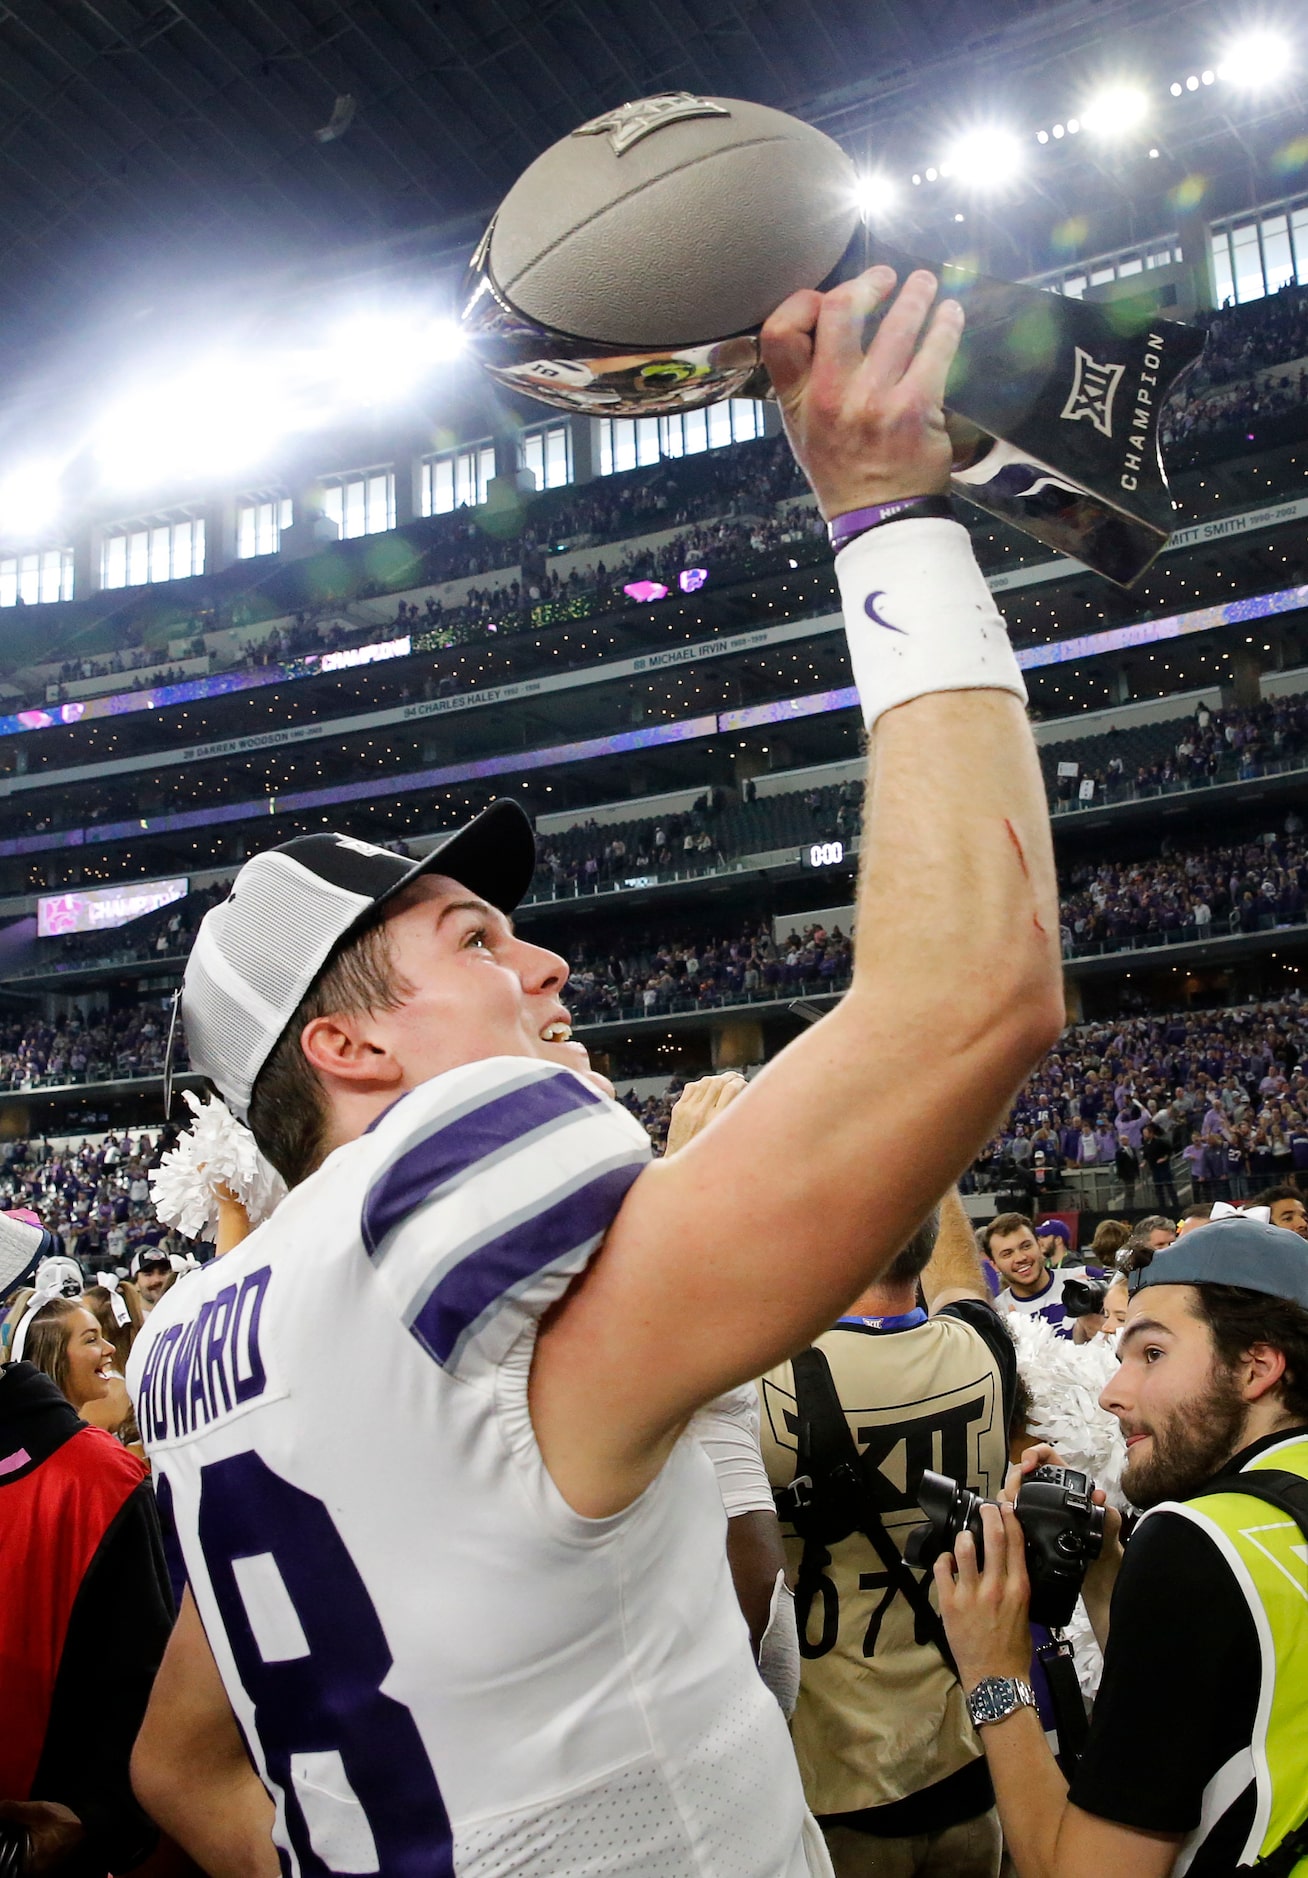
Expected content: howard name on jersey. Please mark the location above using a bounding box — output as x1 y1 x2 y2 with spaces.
128 1058 818 1878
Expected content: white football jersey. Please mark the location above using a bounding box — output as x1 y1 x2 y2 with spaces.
128 1058 819 1878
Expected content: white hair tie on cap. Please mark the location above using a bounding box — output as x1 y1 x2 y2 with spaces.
10 1272 67 1366
1210 1200 1272 1226
99 1272 132 1329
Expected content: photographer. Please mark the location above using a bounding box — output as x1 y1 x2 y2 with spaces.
932 1213 1308 1878
759 1191 1017 1876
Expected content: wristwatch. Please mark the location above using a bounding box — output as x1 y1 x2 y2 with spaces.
967 1676 1038 1729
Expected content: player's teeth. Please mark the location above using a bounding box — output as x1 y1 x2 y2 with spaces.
541 1023 572 1042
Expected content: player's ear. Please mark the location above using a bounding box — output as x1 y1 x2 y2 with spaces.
299 1012 402 1090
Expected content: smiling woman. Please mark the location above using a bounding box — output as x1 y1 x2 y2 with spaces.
18 1297 116 1416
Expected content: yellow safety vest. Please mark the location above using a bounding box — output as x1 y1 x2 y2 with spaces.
1160 1434 1308 1874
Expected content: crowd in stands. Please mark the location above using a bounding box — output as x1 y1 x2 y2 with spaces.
624 992 1308 1183
20 649 1308 866
1161 361 1308 456
1048 691 1308 807
534 781 862 895
1160 279 1308 458
0 918 852 1086
6 438 820 714
53 643 203 689
0 1005 182 1092
531 786 1308 968
37 604 375 710
9 744 864 862
11 794 1308 1002
973 994 1308 1205
390 507 825 655
7 931 1308 1217
0 1128 184 1270
518 433 809 557
1061 823 1308 954
617 1083 681 1152
1184 280 1308 390
7 990 1308 1211
214 605 368 673
14 503 826 719
565 917 854 1026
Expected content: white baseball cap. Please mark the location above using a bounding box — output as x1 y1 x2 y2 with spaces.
179 800 536 1120
33 1255 84 1298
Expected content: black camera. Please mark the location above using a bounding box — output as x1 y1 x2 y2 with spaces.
905 1463 1105 1628
1061 1275 1111 1319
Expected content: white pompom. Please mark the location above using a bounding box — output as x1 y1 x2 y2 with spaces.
149 1090 287 1242
1006 1313 1128 1511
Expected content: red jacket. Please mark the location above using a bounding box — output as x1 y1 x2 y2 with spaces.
0 1416 144 1796
0 1363 173 1873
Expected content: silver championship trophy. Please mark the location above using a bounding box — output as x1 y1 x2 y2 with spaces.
461 94 1206 587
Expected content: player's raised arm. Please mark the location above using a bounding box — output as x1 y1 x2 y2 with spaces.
531 267 1063 1514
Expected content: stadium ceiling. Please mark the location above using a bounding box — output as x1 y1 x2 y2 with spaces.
0 0 1302 377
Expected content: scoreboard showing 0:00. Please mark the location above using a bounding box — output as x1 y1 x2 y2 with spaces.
805 840 845 869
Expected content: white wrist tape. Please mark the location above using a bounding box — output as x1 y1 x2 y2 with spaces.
835 517 1028 730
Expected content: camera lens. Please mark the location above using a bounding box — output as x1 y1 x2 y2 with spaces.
907 1471 988 1570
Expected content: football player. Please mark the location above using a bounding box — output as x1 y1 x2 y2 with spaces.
129 267 1061 1878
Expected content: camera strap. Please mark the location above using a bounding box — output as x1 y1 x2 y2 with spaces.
1035 1633 1090 1776
784 1346 959 1678
1204 1467 1308 1543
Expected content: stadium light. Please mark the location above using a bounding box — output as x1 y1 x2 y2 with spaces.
321 313 427 404
853 172 898 218
0 461 64 542
942 125 1025 186
428 318 467 362
320 310 464 406
1081 84 1149 136
97 357 294 493
1217 29 1293 88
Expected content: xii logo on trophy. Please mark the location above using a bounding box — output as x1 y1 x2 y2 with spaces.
572 93 731 156
1060 348 1127 438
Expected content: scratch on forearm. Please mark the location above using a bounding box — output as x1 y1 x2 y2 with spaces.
1004 818 1048 933
1003 818 1029 877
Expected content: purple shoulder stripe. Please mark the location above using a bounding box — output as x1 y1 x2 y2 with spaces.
362 1071 602 1259
410 1159 643 1368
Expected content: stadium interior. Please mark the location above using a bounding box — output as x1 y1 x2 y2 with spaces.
0 0 1305 1245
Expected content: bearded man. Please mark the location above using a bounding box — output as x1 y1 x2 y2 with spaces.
934 1213 1308 1878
